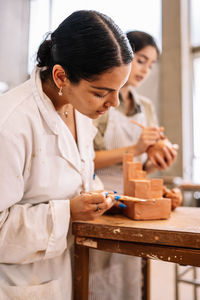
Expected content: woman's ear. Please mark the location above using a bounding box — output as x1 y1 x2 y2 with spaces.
52 64 67 88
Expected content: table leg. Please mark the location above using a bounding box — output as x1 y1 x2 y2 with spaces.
142 258 150 300
74 243 89 300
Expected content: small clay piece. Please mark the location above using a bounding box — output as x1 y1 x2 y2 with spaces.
163 186 183 210
147 138 173 163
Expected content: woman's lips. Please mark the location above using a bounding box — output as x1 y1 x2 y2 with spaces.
135 75 143 81
96 110 107 115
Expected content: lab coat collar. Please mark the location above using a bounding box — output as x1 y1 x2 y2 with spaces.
30 67 59 135
76 110 97 163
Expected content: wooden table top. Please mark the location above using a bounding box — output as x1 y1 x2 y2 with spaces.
179 183 200 191
72 207 200 249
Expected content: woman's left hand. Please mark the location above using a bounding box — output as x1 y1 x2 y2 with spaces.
70 191 115 221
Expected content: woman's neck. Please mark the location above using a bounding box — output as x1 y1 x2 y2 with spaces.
42 79 77 142
42 79 67 111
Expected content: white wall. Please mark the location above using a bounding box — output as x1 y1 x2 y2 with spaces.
0 0 30 89
136 62 161 121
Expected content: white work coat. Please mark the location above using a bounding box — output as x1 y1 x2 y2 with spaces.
0 68 96 299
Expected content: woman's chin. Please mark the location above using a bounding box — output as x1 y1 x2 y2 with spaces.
126 79 138 88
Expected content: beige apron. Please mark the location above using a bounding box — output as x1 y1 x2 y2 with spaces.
96 106 147 193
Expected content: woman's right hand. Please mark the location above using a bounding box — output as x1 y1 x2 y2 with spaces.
70 191 115 221
135 126 163 155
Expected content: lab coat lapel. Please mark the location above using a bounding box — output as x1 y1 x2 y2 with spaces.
75 110 97 164
57 119 82 173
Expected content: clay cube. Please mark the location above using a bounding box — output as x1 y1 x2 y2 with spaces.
123 198 171 220
125 180 152 199
127 162 146 180
150 178 163 198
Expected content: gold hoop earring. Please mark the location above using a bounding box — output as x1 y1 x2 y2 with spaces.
58 86 63 96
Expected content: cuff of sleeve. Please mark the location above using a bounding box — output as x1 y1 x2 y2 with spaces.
44 200 70 259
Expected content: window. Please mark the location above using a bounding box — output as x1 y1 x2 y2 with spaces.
192 56 200 181
28 0 161 73
190 0 200 47
191 0 200 182
28 0 50 73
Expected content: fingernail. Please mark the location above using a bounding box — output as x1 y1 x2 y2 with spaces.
105 192 109 197
119 203 127 208
115 195 121 200
112 190 118 194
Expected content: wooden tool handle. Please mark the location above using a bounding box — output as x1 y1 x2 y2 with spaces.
130 119 145 129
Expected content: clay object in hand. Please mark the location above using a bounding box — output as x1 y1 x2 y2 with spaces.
147 138 173 162
163 186 183 210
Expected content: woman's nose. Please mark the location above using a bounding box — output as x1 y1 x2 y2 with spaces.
109 93 120 108
142 64 149 75
104 96 119 109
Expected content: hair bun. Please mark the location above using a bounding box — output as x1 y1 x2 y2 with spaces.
36 39 53 67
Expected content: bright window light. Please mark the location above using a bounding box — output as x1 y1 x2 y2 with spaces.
193 56 200 182
190 0 200 47
28 0 50 73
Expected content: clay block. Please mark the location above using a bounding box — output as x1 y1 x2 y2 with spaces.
123 153 134 163
123 198 171 220
127 162 146 180
150 178 163 198
123 155 134 195
125 180 152 199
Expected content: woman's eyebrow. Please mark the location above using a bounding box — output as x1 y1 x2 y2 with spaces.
90 85 116 92
137 54 156 64
137 54 148 60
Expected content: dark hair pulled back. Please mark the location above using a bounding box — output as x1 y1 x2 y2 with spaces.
37 10 133 83
126 31 159 56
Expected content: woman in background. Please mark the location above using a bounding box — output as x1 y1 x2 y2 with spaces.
94 31 177 192
0 10 133 300
90 31 177 300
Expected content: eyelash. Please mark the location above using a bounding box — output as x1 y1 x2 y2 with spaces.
137 59 153 69
137 59 145 64
94 93 106 98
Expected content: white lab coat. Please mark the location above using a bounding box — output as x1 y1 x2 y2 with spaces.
0 68 96 299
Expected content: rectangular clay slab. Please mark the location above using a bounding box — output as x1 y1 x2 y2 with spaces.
123 198 171 220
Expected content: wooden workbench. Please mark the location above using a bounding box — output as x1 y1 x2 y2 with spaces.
72 207 200 300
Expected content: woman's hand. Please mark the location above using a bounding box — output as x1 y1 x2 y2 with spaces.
135 126 163 156
70 191 115 221
148 144 178 170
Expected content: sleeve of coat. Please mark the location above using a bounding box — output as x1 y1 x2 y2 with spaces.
0 132 71 264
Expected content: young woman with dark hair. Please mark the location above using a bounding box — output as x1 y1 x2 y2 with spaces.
0 10 133 300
